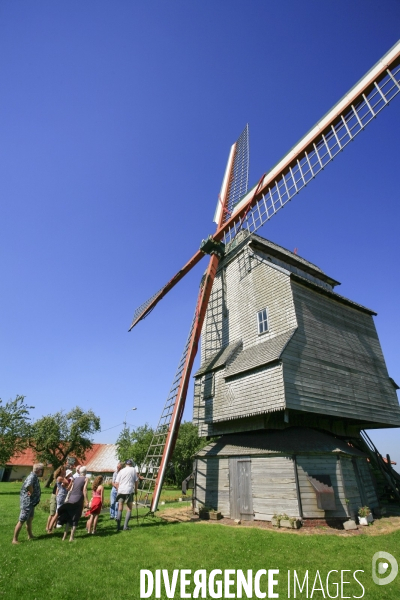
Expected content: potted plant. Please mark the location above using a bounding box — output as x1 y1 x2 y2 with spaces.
272 513 301 529
358 506 373 525
272 513 283 527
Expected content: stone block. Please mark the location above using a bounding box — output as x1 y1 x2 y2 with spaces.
343 519 358 530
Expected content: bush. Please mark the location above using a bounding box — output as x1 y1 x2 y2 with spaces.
358 506 371 517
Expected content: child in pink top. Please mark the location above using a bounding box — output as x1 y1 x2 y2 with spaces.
86 476 104 534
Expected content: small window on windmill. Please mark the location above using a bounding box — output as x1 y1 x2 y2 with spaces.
202 373 214 421
257 308 269 335
238 248 253 279
202 372 215 398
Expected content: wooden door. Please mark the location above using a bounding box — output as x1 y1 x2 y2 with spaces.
229 458 253 521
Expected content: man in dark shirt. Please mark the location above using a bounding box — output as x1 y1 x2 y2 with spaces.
12 463 44 544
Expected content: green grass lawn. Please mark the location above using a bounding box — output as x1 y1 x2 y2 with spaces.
1 482 399 599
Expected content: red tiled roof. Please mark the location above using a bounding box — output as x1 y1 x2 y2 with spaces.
7 444 105 467
7 447 38 466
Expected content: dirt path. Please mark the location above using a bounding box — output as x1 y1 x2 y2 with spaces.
159 507 400 537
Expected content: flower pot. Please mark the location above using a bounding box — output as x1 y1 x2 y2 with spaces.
280 519 301 529
272 517 300 528
209 511 222 520
358 513 373 526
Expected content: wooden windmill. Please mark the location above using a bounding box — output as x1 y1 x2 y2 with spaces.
129 41 400 518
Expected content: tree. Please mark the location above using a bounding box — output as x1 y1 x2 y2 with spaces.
29 406 100 486
116 420 210 486
171 421 209 484
116 423 154 467
0 395 33 467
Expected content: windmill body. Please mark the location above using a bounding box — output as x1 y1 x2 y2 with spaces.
194 231 400 437
192 232 400 521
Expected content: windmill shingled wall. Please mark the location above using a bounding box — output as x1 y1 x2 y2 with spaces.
194 234 400 434
282 281 400 426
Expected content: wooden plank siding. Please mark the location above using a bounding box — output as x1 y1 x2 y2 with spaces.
296 455 348 518
226 250 297 352
357 458 379 509
339 456 363 516
193 431 375 521
194 457 230 515
195 454 302 521
251 456 299 521
194 457 219 512
282 282 400 426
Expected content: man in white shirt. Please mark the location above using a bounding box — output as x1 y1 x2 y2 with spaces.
115 459 138 532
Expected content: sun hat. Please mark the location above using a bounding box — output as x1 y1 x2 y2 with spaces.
66 469 73 477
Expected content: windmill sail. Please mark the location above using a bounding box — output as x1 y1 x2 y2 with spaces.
128 249 204 331
219 40 400 244
214 124 249 225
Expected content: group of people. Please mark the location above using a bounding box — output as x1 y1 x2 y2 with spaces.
12 458 139 544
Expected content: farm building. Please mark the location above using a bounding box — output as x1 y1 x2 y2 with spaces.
1 444 118 482
192 232 400 521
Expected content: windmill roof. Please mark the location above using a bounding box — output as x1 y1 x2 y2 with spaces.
290 272 376 315
195 428 366 458
233 232 375 315
250 234 340 287
224 329 296 379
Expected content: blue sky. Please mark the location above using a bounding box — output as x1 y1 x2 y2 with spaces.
1 2 399 465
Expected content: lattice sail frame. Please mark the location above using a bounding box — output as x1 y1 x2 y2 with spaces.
222 52 400 244
223 124 249 222
213 124 250 226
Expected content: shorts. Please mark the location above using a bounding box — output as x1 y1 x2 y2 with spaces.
116 493 133 504
49 494 57 516
19 505 35 523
